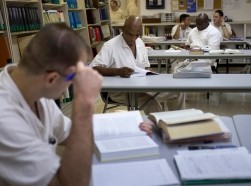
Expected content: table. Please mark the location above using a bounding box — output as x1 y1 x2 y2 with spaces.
232 115 251 152
102 74 251 93
148 49 251 73
92 116 249 186
143 39 248 47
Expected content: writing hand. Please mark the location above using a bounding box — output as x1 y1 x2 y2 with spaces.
118 67 134 78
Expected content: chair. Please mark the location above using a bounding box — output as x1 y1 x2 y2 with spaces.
100 92 131 113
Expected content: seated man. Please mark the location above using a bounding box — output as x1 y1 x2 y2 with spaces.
171 14 192 40
90 16 183 114
173 13 222 72
211 10 232 39
0 23 152 185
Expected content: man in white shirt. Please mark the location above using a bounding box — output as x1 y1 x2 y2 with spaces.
0 23 152 186
186 13 222 51
90 16 183 114
211 10 232 39
171 14 192 40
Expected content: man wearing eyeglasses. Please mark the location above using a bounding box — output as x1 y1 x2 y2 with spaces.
90 16 183 114
0 23 102 186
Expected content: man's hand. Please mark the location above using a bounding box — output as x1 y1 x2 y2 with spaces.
139 121 153 137
117 67 134 78
74 61 103 103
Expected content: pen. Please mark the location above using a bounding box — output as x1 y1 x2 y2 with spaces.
64 73 76 81
188 145 237 150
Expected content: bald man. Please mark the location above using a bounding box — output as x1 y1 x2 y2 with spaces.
90 16 183 114
186 13 222 51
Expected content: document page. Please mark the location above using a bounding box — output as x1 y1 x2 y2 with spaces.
92 159 179 186
175 147 251 181
95 135 158 153
93 111 145 140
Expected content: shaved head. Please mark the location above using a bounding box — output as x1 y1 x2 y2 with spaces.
196 13 209 31
122 16 142 47
123 15 142 33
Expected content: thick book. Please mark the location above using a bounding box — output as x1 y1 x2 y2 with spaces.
92 159 179 186
148 109 231 143
130 66 159 77
93 111 159 162
174 147 251 185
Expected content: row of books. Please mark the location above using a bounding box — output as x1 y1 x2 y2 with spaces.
43 10 65 24
68 11 82 29
86 10 97 24
7 7 41 32
66 0 78 9
89 26 102 44
0 9 5 30
85 0 94 8
42 0 60 4
99 8 109 21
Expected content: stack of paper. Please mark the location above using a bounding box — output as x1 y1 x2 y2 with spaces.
92 159 179 186
148 109 231 144
174 147 251 184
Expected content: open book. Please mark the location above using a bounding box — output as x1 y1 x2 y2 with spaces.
174 147 251 184
93 111 159 162
130 66 159 77
148 109 231 143
209 49 242 54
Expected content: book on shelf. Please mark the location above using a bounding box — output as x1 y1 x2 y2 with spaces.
92 159 179 186
130 66 159 77
174 147 251 185
0 35 11 68
148 109 231 143
100 24 111 39
93 110 159 162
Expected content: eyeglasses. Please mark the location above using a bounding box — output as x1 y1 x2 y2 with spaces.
64 73 76 81
46 70 76 81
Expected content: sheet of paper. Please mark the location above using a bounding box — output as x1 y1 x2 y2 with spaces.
175 147 251 180
92 159 179 186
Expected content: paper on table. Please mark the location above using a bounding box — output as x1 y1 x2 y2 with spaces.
92 159 179 186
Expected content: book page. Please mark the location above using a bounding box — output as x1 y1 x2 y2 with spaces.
93 111 145 140
175 147 251 181
148 109 202 124
92 159 179 186
160 112 216 125
130 66 158 77
95 135 158 154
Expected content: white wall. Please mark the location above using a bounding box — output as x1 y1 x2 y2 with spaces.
139 0 251 37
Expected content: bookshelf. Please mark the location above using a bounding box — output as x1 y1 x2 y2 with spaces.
0 0 111 104
0 0 112 64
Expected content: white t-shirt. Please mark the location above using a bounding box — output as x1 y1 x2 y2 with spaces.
0 65 71 186
90 34 150 69
171 24 192 40
211 22 232 38
186 24 222 50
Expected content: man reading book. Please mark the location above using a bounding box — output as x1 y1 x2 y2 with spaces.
0 23 152 186
90 16 183 114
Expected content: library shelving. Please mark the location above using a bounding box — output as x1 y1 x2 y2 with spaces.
0 0 112 65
